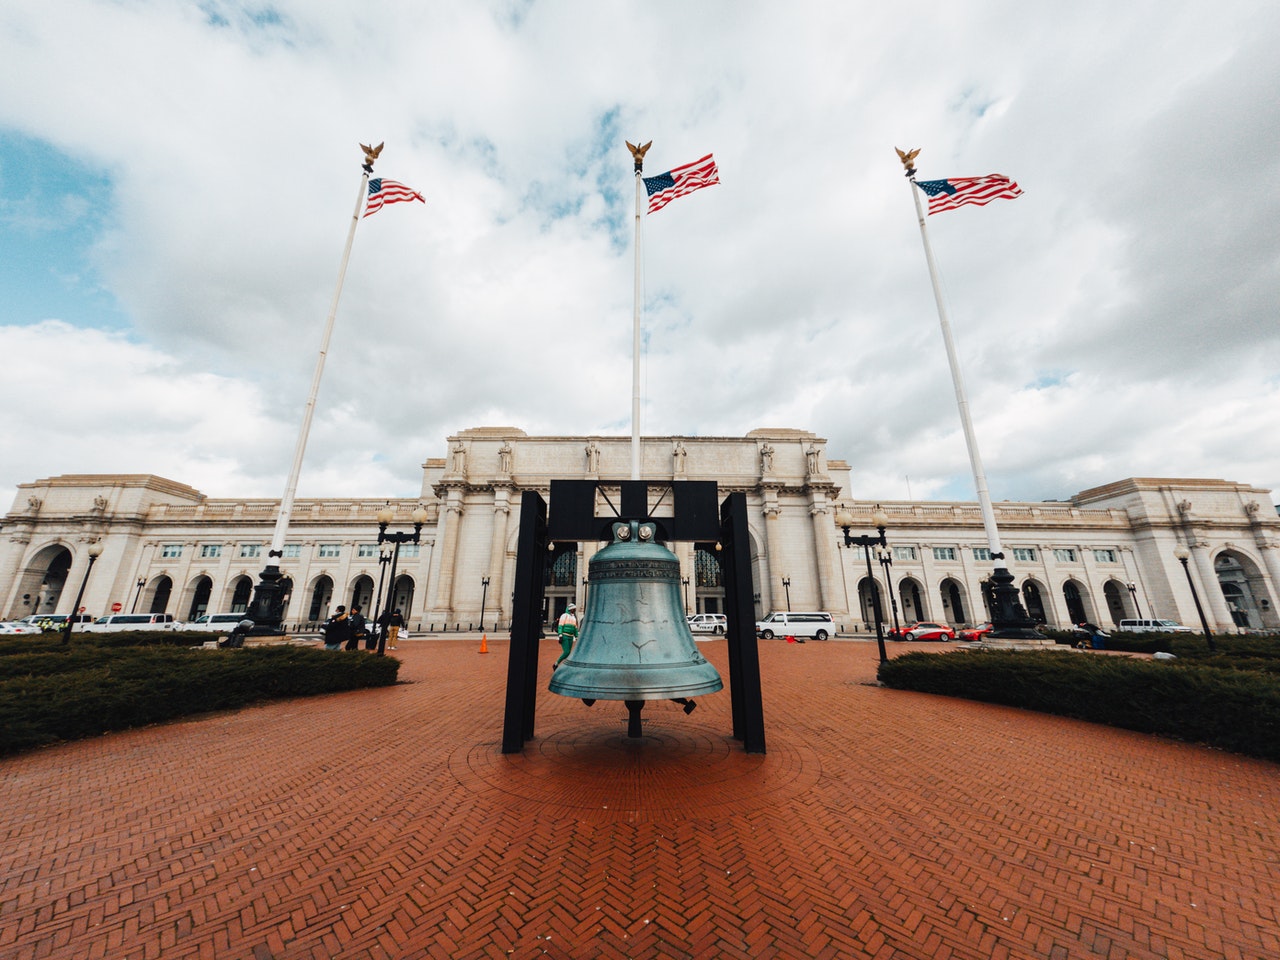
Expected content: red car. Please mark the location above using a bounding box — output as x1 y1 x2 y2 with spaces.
957 622 993 642
904 621 955 642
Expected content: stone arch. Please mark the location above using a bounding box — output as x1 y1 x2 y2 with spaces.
8 543 73 619
897 577 926 623
349 574 376 614
149 576 173 614
856 575 885 629
1213 549 1275 630
939 577 966 625
182 575 214 620
388 574 415 621
1061 578 1096 625
693 544 724 615
307 575 334 622
226 575 254 614
1020 579 1048 624
544 544 577 624
1102 579 1131 626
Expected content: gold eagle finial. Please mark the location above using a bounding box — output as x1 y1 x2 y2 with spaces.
895 147 920 177
626 140 653 172
360 141 385 172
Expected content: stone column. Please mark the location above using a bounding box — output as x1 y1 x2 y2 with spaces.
807 499 840 614
1255 539 1280 628
485 488 512 625
432 488 465 618
759 484 782 613
1190 540 1234 630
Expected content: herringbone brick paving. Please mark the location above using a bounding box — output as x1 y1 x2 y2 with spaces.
2 639 1277 959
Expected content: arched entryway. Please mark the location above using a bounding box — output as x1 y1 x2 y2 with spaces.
857 576 885 628
349 575 375 613
1062 580 1089 625
185 576 213 620
8 544 72 620
227 575 253 614
940 578 966 625
388 575 414 620
895 578 923 623
1022 580 1047 623
1214 550 1274 630
308 575 334 622
1102 579 1129 626
694 544 725 615
544 545 577 624
149 576 173 614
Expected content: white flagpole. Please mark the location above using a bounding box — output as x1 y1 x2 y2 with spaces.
268 164 369 556
904 173 1006 566
631 154 644 481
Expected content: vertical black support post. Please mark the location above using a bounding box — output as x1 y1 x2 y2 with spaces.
503 491 549 753
720 492 766 753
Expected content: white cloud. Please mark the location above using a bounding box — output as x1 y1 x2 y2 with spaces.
0 0 1277 513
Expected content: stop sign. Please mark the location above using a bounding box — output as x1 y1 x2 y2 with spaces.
111 602 123 613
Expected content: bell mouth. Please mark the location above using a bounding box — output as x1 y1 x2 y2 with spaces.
550 660 724 701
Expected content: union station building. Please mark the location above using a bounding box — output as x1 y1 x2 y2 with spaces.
4 427 1278 635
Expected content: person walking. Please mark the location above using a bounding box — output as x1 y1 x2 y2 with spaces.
346 605 368 651
322 605 350 651
384 608 404 650
553 603 578 670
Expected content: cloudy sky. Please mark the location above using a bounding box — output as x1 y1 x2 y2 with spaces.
2 1 1278 514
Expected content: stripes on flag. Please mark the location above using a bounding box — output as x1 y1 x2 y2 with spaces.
364 178 425 217
642 154 720 214
915 175 1022 214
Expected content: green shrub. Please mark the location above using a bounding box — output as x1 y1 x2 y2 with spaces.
878 650 1280 763
0 643 399 756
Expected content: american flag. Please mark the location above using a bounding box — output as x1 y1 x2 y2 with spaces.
642 154 720 214
915 175 1022 214
364 178 425 217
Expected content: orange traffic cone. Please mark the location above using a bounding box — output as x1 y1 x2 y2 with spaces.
786 635 797 644
479 633 489 654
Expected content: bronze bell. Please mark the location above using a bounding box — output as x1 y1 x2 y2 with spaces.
549 520 723 736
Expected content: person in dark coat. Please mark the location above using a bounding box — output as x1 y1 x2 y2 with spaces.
323 606 350 650
346 605 368 651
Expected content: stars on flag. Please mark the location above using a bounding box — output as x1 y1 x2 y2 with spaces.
364 178 425 217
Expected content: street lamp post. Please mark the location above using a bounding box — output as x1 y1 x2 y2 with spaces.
681 577 690 615
62 542 103 646
835 507 889 663
131 577 146 613
1126 581 1143 619
781 577 792 612
370 544 394 646
1173 547 1216 652
877 545 901 638
375 506 429 655
479 576 490 631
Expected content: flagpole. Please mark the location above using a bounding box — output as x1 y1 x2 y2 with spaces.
897 148 1042 642
630 144 646 481
246 144 376 633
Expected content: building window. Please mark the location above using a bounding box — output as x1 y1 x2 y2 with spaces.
972 547 991 562
399 544 420 558
357 544 377 558
932 547 956 561
1093 548 1117 563
240 544 262 558
281 544 302 558
199 544 222 559
161 544 183 558
1053 548 1078 563
318 544 341 558
1013 548 1037 562
893 546 917 561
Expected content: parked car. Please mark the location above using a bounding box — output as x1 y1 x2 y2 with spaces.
957 622 993 642
181 613 254 632
18 614 93 630
686 613 727 635
904 621 955 642
1117 618 1195 633
0 621 42 635
755 611 834 641
82 613 182 632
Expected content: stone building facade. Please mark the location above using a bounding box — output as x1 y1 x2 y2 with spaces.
3 427 1278 634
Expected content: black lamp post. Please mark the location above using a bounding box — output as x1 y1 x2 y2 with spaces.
781 577 792 612
681 577 690 614
1174 547 1216 652
479 576 491 631
131 577 146 613
370 544 394 645
836 507 889 663
375 506 429 655
877 545 901 638
1126 581 1143 619
62 542 103 646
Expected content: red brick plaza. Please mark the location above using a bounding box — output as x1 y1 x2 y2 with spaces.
3 638 1277 959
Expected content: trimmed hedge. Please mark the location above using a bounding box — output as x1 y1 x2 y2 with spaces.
0 639 400 756
878 649 1280 763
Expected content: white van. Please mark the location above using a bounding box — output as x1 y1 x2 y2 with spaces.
182 613 252 632
82 613 181 632
755 611 835 640
1117 618 1195 633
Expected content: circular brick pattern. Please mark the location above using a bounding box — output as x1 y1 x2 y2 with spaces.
454 711 820 823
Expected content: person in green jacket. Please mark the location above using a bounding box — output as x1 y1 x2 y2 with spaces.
554 603 578 669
